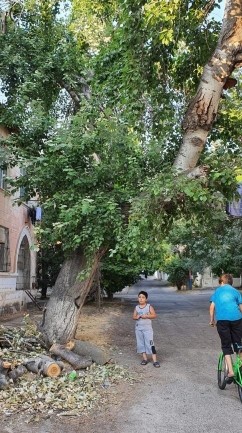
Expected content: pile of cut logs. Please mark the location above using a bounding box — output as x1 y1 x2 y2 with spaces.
0 325 111 390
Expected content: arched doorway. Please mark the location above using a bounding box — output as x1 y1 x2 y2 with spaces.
16 235 30 290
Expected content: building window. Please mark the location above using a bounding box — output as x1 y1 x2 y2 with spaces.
0 167 7 190
0 226 10 272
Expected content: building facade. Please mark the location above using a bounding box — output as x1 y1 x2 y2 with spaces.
0 125 37 315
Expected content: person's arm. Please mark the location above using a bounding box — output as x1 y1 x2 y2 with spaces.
133 307 140 320
238 292 242 313
209 302 216 326
141 305 157 319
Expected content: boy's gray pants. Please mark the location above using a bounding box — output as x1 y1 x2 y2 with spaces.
135 327 154 354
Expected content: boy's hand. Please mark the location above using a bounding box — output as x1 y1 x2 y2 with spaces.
209 320 215 327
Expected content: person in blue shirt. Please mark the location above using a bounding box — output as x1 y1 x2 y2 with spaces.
209 273 242 381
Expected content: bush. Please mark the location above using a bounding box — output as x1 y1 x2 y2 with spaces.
163 257 189 290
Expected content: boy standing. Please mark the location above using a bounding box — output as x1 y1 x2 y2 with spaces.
133 290 160 367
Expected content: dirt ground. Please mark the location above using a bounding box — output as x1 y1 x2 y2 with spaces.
0 298 141 433
3 285 242 433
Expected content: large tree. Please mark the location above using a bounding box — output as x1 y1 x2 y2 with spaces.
1 0 242 345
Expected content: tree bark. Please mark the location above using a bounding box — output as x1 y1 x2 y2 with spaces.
72 339 111 365
0 360 11 389
174 0 242 171
40 248 104 346
49 343 92 369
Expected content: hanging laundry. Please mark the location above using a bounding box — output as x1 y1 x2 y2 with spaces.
36 206 42 221
226 183 242 217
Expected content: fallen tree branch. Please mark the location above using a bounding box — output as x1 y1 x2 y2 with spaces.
49 343 92 369
72 340 111 365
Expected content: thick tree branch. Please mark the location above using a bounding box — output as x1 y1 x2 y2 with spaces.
203 1 216 18
59 76 91 112
59 80 81 111
174 0 242 172
183 165 210 179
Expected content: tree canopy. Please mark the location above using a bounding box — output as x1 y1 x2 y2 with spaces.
1 0 242 295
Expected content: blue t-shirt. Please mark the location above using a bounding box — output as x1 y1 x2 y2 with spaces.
210 284 242 321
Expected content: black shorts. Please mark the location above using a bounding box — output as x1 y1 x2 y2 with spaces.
216 319 242 355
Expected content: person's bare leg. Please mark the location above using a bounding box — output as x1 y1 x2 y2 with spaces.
225 354 234 376
141 353 147 363
151 353 160 367
152 353 157 363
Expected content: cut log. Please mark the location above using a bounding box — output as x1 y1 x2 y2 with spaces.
2 361 12 369
24 355 62 377
0 373 8 390
49 343 92 369
0 360 11 374
8 365 27 382
39 354 65 371
72 340 111 365
41 361 61 377
0 361 9 389
24 358 40 374
0 360 9 389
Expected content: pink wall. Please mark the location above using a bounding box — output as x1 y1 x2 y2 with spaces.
0 187 33 273
0 126 37 312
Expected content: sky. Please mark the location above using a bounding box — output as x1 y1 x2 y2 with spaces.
209 0 225 21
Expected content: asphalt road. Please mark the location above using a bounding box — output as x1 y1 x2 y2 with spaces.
2 279 242 433
111 279 242 433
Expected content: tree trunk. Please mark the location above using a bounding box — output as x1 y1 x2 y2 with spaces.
106 291 114 301
40 248 104 346
174 0 242 171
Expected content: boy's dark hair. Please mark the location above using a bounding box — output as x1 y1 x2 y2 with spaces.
218 273 233 286
138 290 148 299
